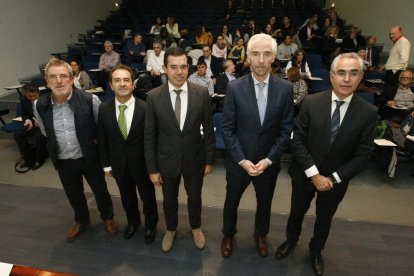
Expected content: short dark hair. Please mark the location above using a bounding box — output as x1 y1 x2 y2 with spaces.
24 83 40 94
163 47 187 66
197 60 207 67
109 64 135 82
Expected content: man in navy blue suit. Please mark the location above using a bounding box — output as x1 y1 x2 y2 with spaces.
220 33 294 258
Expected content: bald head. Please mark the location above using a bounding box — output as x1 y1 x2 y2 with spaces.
389 26 403 42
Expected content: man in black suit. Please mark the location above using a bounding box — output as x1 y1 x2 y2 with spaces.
275 53 377 275
198 44 223 80
364 36 381 72
98 64 158 242
144 47 215 252
216 59 239 94
220 33 294 258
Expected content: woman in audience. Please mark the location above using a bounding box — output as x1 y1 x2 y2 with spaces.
155 26 174 49
212 35 228 59
221 25 233 48
321 17 332 37
263 23 273 36
166 16 181 41
287 67 308 114
195 25 213 45
150 17 164 35
285 49 312 78
69 60 94 90
229 37 246 74
322 25 341 62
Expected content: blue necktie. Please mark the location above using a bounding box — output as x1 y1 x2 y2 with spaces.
257 82 266 125
331 100 345 143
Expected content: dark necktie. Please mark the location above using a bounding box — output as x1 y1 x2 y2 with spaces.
331 100 345 143
366 48 371 66
118 105 128 140
257 82 266 125
174 89 182 127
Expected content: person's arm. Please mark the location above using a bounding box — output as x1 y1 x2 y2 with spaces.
400 39 411 68
207 79 214 96
146 53 153 71
92 94 101 123
201 88 215 167
81 71 94 90
144 92 159 174
107 53 121 69
32 99 46 137
97 105 112 176
98 54 106 70
305 62 312 77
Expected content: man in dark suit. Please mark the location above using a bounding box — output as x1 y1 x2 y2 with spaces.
198 44 223 79
220 33 294 258
144 47 215 253
364 36 381 72
98 64 158 242
275 53 377 275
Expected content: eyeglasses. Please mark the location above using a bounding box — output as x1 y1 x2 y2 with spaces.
400 76 412 80
333 70 362 78
47 74 70 82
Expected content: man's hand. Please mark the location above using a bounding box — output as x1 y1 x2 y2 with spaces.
255 159 270 174
151 70 161 77
387 100 396 106
240 160 260 176
204 164 213 176
379 66 385 73
24 120 33 131
104 171 113 177
150 172 163 186
311 174 333 191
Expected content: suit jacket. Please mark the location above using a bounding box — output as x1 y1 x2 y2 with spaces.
366 46 381 68
98 97 147 180
216 72 240 94
144 82 215 178
221 73 294 176
341 35 366 52
289 90 377 184
198 55 223 78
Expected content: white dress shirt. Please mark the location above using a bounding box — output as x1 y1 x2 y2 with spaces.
169 81 188 130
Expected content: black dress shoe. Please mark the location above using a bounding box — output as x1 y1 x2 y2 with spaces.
275 240 296 259
31 161 44 170
123 225 138 240
144 228 156 244
310 252 324 275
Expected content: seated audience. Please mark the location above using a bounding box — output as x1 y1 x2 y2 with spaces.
228 37 246 74
298 19 319 50
355 50 379 94
221 25 233 48
320 17 332 37
245 18 260 41
155 26 174 49
212 35 228 59
126 33 146 64
14 83 47 171
364 35 381 72
299 13 319 32
195 25 213 46
278 16 297 44
216 59 239 94
166 16 181 40
341 27 366 53
187 60 214 96
277 34 299 61
263 23 274 36
69 59 94 90
150 17 164 35
329 10 345 36
146 41 167 85
285 49 312 78
198 44 222 79
322 25 341 62
99 40 121 71
287 67 308 108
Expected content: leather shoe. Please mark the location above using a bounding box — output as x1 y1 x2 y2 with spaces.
275 240 296 259
31 161 44 170
221 237 233 258
144 228 156 244
123 224 137 240
66 222 88 242
310 252 324 275
254 234 268 257
104 218 118 236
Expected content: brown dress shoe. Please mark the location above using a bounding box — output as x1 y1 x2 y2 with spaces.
221 237 233 258
104 218 118 236
254 234 268 257
66 223 88 242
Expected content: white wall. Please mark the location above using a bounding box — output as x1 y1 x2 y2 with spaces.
326 0 414 65
0 0 117 89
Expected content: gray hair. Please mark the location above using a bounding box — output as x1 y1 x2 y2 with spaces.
330 52 365 73
246 33 277 57
45 59 73 77
104 40 113 47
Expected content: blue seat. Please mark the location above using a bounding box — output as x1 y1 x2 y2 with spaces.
1 103 24 133
101 82 115 102
213 113 226 150
309 69 332 93
357 92 375 105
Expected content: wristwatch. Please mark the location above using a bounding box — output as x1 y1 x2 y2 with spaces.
329 174 339 185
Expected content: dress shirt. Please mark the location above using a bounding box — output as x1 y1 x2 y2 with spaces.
304 91 353 183
385 36 411 73
277 43 299 60
212 44 228 59
127 40 146 56
187 72 214 95
98 51 121 71
225 72 236 82
204 55 213 78
169 81 188 130
166 23 181 39
34 91 101 160
285 61 312 78
146 51 165 73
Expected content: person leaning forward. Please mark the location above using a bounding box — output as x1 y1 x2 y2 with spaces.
31 59 117 242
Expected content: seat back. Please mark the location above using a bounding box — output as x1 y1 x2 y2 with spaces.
213 113 226 150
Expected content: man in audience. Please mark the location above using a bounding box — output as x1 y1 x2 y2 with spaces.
329 10 345 36
220 33 294 258
144 47 215 253
380 26 411 98
275 53 377 276
126 33 146 65
13 83 47 171
277 34 298 61
187 60 214 96
146 41 167 85
98 40 121 88
198 44 222 81
216 59 239 94
364 36 381 72
341 27 366 53
31 59 117 241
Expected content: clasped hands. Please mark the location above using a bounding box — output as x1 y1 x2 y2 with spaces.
240 159 270 176
311 174 333 192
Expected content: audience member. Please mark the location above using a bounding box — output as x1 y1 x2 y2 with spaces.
216 59 239 94
198 44 222 79
277 35 298 61
263 23 274 36
187 60 215 95
278 16 297 43
144 47 214 253
195 25 213 46
329 10 345 36
285 49 312 78
220 33 294 258
287 67 308 107
355 50 379 94
99 41 121 71
322 25 341 62
298 19 319 50
98 64 158 242
228 37 246 75
155 26 174 49
166 16 181 40
212 35 228 59
32 59 117 242
245 18 260 41
150 17 164 35
13 83 47 172
364 36 381 72
275 53 377 276
221 25 233 48
299 13 319 32
69 60 94 90
146 41 167 85
341 27 366 53
321 17 332 37
126 33 146 64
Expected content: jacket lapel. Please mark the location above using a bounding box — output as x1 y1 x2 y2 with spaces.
244 75 261 127
109 99 125 142
322 91 333 146
161 84 181 131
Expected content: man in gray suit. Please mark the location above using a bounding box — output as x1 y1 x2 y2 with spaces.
275 53 377 275
144 47 215 253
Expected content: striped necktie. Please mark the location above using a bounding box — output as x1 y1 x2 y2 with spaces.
331 100 344 143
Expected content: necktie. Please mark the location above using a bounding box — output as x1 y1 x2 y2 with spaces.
118 105 128 140
257 82 266 125
174 89 182 126
331 100 344 143
366 48 371 66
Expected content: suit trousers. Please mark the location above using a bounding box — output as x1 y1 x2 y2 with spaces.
114 161 158 228
162 172 204 231
222 165 279 237
286 177 348 253
56 157 114 224
13 126 47 165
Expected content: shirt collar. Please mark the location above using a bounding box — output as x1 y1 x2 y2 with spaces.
51 89 73 105
168 81 188 93
251 73 270 86
115 95 135 108
331 91 353 104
